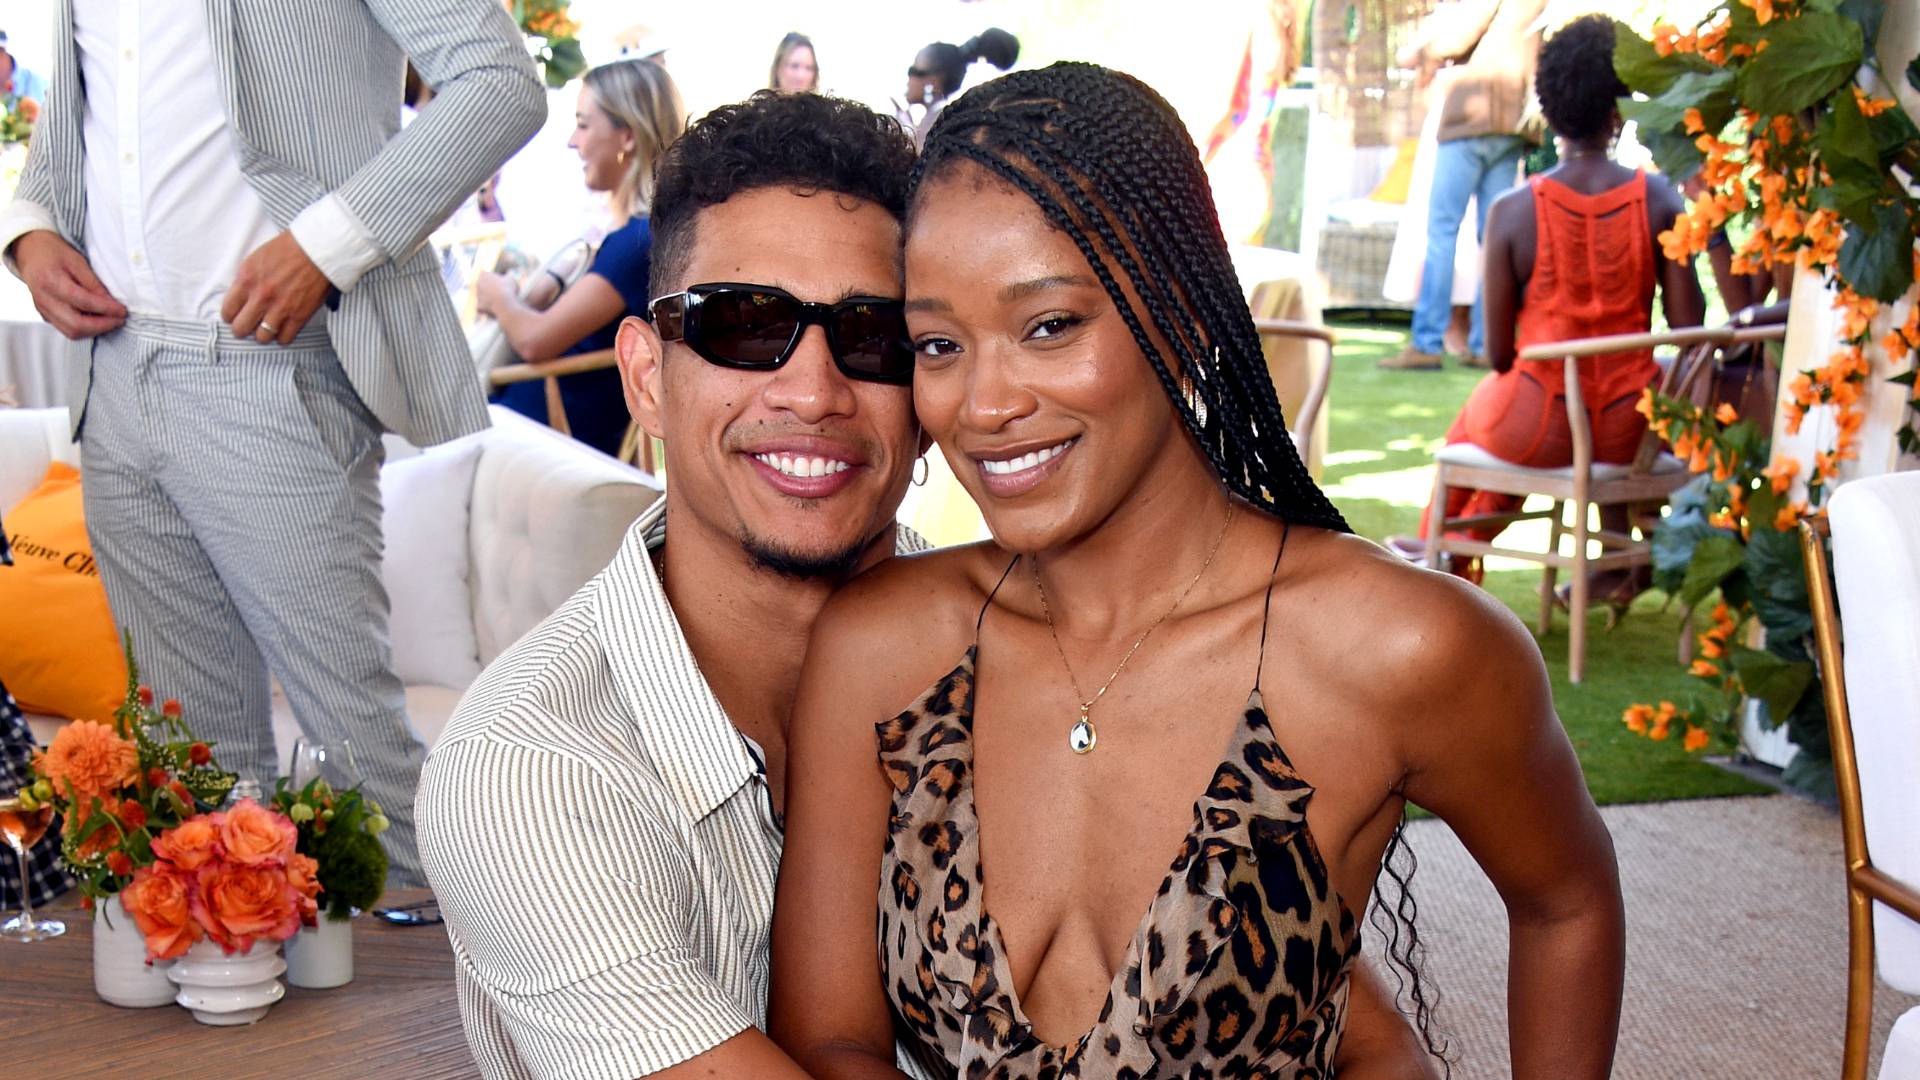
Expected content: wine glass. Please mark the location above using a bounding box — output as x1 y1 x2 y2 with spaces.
289 737 363 793
0 792 65 942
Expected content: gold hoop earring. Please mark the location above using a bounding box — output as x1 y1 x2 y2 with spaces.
912 456 930 487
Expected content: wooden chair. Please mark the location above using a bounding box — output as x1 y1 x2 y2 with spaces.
1422 324 1785 683
1253 318 1336 461
1802 475 1920 1080
487 350 659 474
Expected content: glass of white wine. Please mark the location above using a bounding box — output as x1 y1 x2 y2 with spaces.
0 792 65 942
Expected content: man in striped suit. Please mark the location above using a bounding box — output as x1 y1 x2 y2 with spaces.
0 0 546 888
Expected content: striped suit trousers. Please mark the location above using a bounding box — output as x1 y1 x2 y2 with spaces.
79 314 427 887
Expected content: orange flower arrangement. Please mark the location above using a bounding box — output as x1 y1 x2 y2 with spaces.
20 641 244 905
122 800 319 961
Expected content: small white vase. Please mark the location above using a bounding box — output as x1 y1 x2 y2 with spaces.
93 896 177 1008
284 915 354 989
166 938 287 1026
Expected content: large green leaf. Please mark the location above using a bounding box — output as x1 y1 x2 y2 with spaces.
1781 690 1836 797
1639 127 1706 184
1909 54 1920 93
1730 644 1816 727
1744 526 1814 642
1681 533 1748 609
1874 104 1920 166
1735 13 1864 115
1621 69 1737 135
1817 88 1886 229
1651 476 1723 592
1613 20 1714 96
1837 198 1919 303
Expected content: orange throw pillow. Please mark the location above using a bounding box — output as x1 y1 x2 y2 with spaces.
0 463 128 720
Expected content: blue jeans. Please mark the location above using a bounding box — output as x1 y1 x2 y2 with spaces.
1411 134 1526 356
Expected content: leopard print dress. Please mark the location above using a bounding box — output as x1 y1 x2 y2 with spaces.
875 645 1361 1079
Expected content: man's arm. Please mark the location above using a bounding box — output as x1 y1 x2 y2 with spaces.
1 66 129 338
312 0 545 284
225 0 545 343
417 730 807 1079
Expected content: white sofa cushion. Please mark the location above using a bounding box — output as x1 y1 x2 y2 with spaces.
380 436 485 689
467 408 661 665
1829 471 1920 994
0 408 79 512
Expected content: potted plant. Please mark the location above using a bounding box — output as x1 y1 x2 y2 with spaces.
1611 1 1918 794
269 773 390 988
22 642 248 1006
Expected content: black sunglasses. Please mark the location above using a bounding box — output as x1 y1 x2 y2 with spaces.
647 282 914 385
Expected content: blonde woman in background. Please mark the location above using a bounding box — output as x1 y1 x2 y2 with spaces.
770 32 819 93
478 59 684 456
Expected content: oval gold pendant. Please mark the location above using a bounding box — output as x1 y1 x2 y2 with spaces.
1068 717 1097 754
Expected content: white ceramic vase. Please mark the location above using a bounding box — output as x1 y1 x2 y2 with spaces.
93 896 176 1008
166 938 287 1025
284 914 354 989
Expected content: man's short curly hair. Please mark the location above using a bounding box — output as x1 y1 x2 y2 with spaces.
648 91 917 298
1535 15 1628 142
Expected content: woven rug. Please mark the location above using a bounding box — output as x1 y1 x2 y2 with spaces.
1362 795 1918 1077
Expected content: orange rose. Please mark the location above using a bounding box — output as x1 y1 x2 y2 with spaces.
121 866 202 961
287 852 322 924
192 863 301 953
38 721 139 802
218 798 296 867
152 815 221 872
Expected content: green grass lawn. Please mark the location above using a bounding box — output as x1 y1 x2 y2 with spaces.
1321 320 1769 806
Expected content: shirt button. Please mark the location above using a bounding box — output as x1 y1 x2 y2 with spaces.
130 251 144 266
122 48 134 61
122 151 134 164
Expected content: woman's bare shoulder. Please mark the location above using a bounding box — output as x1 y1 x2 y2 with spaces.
1281 529 1551 722
803 541 1013 710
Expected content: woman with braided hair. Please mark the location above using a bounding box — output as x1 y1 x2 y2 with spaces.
771 62 1623 1079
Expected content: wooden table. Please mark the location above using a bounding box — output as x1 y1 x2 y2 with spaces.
2 889 478 1079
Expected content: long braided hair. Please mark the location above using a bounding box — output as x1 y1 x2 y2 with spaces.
909 61 1450 1067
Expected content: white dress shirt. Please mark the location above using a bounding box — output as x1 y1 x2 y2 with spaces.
0 0 383 319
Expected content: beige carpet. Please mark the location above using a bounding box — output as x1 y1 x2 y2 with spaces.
1361 795 1918 1077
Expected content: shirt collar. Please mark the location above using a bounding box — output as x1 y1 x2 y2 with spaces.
595 499 931 823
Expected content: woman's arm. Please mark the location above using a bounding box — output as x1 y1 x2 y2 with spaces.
768 589 927 1080
1335 960 1443 1078
1387 577 1625 1078
476 270 626 362
1481 186 1526 373
1648 178 1707 331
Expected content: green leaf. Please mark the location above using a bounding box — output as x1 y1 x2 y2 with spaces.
1873 103 1920 166
1681 534 1748 609
1909 54 1920 94
1744 526 1814 642
1613 20 1714 96
1838 198 1918 303
1651 476 1722 591
1820 84 1879 173
1640 127 1706 184
1620 69 1738 136
1735 13 1864 115
1730 644 1816 730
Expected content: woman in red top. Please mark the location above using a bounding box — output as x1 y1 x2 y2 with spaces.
1397 15 1704 598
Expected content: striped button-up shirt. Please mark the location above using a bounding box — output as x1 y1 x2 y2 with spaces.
418 499 936 1079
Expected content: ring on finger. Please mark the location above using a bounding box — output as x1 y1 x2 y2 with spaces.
257 322 277 339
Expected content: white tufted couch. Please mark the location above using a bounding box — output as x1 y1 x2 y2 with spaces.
1 405 660 760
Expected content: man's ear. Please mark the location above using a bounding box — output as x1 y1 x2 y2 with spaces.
616 315 668 441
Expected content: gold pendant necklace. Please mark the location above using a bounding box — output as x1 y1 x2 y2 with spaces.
1033 504 1235 755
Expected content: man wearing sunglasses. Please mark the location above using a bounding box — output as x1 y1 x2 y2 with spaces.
418 91 1427 1080
416 91 936 1080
